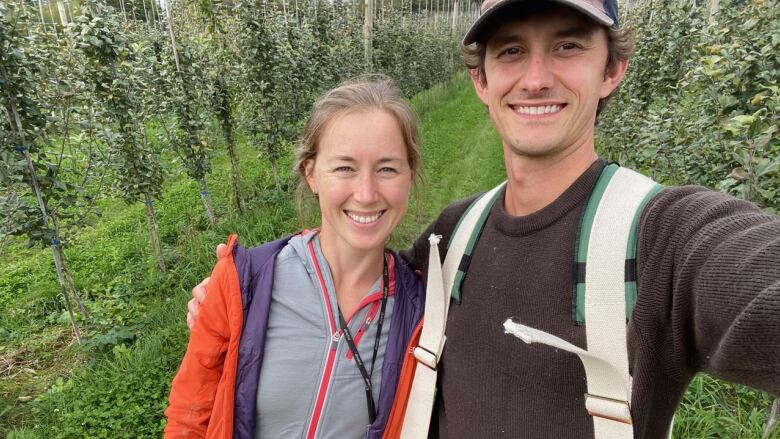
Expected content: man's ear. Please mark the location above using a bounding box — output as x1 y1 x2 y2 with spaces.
304 159 317 194
470 68 490 105
600 58 629 98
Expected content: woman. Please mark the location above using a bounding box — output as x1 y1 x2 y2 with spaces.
164 77 424 439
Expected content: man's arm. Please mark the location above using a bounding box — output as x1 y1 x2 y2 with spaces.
187 195 480 329
636 186 780 395
187 243 228 330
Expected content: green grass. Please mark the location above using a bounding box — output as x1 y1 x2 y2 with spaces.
1 74 778 438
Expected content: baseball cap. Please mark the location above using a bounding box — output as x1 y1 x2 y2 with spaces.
463 0 620 45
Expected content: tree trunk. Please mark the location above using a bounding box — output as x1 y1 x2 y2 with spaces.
144 193 166 273
3 70 83 340
51 243 82 342
270 157 281 192
51 240 85 340
221 107 244 214
198 178 217 224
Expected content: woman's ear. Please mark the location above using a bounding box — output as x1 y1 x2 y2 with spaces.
303 159 317 195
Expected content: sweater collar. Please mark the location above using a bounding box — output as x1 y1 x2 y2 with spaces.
491 159 606 236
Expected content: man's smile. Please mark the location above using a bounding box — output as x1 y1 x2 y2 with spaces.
510 103 566 116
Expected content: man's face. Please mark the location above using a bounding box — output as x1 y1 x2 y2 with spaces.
471 6 627 160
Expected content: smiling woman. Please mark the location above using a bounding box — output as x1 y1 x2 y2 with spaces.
164 77 425 439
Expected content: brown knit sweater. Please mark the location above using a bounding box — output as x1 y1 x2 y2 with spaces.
401 159 780 438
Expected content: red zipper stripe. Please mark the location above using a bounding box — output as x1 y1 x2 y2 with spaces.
303 247 399 433
346 301 380 360
344 253 397 360
305 241 338 439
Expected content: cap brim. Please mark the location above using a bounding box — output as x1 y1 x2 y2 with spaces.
462 0 615 46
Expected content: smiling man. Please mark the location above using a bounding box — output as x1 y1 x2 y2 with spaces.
396 0 780 437
186 1 780 437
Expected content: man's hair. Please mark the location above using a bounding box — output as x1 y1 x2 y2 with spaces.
461 7 635 117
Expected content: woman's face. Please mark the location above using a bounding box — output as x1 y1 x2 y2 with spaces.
305 109 412 255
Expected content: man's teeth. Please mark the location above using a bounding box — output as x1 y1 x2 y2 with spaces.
516 105 562 115
347 211 383 224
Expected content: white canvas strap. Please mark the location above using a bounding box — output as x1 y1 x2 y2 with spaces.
584 167 657 437
505 166 659 439
400 182 506 438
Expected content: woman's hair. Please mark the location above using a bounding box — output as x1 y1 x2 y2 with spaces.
293 75 422 215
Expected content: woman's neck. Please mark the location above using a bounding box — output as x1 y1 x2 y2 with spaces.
318 232 385 321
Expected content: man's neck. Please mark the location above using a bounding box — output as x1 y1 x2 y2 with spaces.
502 142 598 217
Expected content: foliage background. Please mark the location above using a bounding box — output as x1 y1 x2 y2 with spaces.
1 0 779 437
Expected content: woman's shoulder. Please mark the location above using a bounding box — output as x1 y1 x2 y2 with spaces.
231 234 299 271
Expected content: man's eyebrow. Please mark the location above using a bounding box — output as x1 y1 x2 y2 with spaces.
489 33 523 48
488 25 596 48
553 25 596 40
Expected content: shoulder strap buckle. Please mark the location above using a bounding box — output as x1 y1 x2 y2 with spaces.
585 393 633 425
412 345 439 371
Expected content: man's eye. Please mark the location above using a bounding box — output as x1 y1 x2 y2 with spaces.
557 42 580 51
500 47 521 57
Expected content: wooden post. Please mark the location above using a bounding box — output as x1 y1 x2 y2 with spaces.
364 0 374 67
141 0 150 23
37 0 46 30
57 0 70 26
165 1 181 72
119 0 128 21
708 0 719 24
451 0 458 36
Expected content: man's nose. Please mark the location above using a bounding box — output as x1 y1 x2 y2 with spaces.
519 53 554 94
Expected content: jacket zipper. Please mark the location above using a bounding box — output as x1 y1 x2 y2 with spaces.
304 243 397 436
305 241 339 439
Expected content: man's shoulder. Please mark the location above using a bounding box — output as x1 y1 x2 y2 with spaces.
642 184 766 223
637 184 778 259
433 192 484 237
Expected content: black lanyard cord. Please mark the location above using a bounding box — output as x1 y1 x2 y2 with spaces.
337 254 390 425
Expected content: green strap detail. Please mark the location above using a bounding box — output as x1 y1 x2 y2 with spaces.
574 164 664 324
574 164 619 324
448 183 505 304
624 183 663 318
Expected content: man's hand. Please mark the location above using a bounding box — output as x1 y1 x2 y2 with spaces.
187 243 229 330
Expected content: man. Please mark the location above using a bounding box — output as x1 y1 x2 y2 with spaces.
188 0 780 437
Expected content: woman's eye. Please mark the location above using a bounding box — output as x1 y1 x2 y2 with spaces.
334 166 354 173
379 167 398 174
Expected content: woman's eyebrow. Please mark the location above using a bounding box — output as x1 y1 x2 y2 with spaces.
378 157 404 163
326 156 404 164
